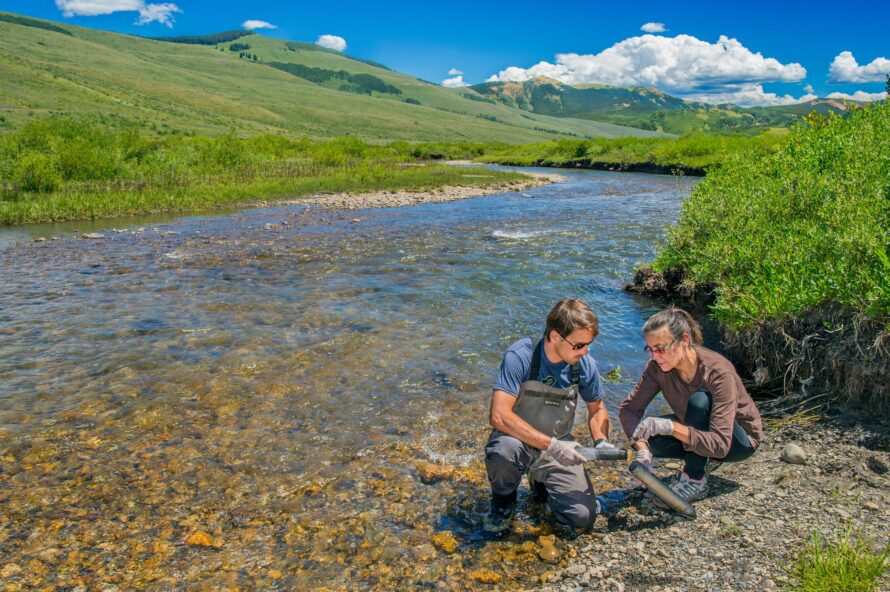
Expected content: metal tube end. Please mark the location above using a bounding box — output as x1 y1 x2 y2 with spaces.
628 461 697 519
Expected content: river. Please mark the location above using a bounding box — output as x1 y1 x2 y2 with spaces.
0 168 695 590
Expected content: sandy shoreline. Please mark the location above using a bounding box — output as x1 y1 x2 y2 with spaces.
274 171 566 211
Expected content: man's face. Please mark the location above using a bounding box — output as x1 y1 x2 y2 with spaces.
552 328 594 364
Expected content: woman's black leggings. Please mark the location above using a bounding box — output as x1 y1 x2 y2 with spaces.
648 390 756 479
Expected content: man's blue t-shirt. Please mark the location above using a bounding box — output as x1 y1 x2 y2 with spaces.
493 338 604 404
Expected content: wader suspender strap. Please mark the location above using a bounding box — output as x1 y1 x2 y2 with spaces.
528 338 581 386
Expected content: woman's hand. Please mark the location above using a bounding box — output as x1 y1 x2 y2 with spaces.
632 417 674 441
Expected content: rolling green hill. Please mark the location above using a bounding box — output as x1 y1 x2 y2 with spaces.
0 12 661 142
471 78 856 135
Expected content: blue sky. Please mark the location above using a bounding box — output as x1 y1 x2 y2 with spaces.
4 0 889 106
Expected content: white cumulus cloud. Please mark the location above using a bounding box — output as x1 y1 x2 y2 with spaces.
826 90 887 102
682 85 817 107
828 51 890 83
56 0 141 16
641 22 665 33
56 0 180 27
135 3 179 26
485 34 808 106
442 75 469 88
316 34 347 52
448 68 463 76
242 20 277 30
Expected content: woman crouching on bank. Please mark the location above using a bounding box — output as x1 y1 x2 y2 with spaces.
619 308 764 507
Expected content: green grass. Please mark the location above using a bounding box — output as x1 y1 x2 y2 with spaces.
0 11 661 143
472 133 782 173
650 102 890 328
0 118 527 224
786 527 888 591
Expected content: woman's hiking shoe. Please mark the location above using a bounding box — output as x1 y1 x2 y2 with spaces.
652 471 708 510
483 492 516 533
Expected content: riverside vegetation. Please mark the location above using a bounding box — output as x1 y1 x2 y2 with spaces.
0 118 771 225
0 118 533 225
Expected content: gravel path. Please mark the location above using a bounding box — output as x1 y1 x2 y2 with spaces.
535 412 889 592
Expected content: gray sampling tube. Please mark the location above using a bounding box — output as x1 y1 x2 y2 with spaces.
628 460 697 519
577 447 628 462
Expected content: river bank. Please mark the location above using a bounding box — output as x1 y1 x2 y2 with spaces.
276 170 566 210
536 410 889 592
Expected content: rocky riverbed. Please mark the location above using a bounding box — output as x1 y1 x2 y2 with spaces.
534 410 889 592
276 171 566 210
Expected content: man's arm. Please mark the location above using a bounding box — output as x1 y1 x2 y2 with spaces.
586 400 609 443
489 389 552 450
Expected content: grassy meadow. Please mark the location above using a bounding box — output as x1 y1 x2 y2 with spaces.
0 12 660 143
0 118 529 225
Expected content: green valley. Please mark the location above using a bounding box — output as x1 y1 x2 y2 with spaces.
0 12 659 142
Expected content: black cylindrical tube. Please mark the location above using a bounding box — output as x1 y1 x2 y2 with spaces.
577 447 629 462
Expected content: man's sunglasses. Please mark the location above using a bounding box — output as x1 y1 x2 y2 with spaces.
559 333 592 351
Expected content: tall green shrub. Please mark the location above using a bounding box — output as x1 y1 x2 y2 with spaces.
653 102 890 327
13 151 61 192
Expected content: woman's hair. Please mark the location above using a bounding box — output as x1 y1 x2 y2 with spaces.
642 307 703 345
545 298 599 341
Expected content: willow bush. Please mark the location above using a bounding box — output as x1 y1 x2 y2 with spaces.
652 102 890 328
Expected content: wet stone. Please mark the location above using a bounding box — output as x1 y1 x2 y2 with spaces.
417 463 455 484
431 531 459 554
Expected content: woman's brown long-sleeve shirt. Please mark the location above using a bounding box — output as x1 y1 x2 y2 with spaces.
619 346 763 458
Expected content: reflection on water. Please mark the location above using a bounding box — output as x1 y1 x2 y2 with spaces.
0 169 694 589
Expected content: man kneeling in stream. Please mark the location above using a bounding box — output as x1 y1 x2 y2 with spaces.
484 298 613 532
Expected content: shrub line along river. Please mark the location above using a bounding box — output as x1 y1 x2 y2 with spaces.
0 168 696 589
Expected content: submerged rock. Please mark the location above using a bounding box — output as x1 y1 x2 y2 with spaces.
431 531 459 554
417 463 455 484
185 531 215 547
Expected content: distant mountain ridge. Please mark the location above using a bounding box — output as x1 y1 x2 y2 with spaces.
470 77 861 134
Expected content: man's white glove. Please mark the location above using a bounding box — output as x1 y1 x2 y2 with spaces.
632 448 654 487
545 437 586 466
632 417 674 441
593 439 619 452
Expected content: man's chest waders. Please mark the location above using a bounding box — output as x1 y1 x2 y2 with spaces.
511 339 580 439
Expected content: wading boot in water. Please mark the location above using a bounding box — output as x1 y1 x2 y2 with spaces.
483 491 517 533
528 474 549 503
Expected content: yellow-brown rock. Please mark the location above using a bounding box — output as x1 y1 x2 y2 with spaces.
431 531 459 554
417 463 455 484
185 530 215 547
468 568 501 583
537 534 560 562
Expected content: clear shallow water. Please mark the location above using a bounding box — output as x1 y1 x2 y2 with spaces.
0 169 694 589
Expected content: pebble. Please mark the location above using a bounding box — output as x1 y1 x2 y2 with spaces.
781 443 807 464
82 233 105 240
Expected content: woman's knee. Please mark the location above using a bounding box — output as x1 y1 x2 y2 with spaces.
684 390 712 428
